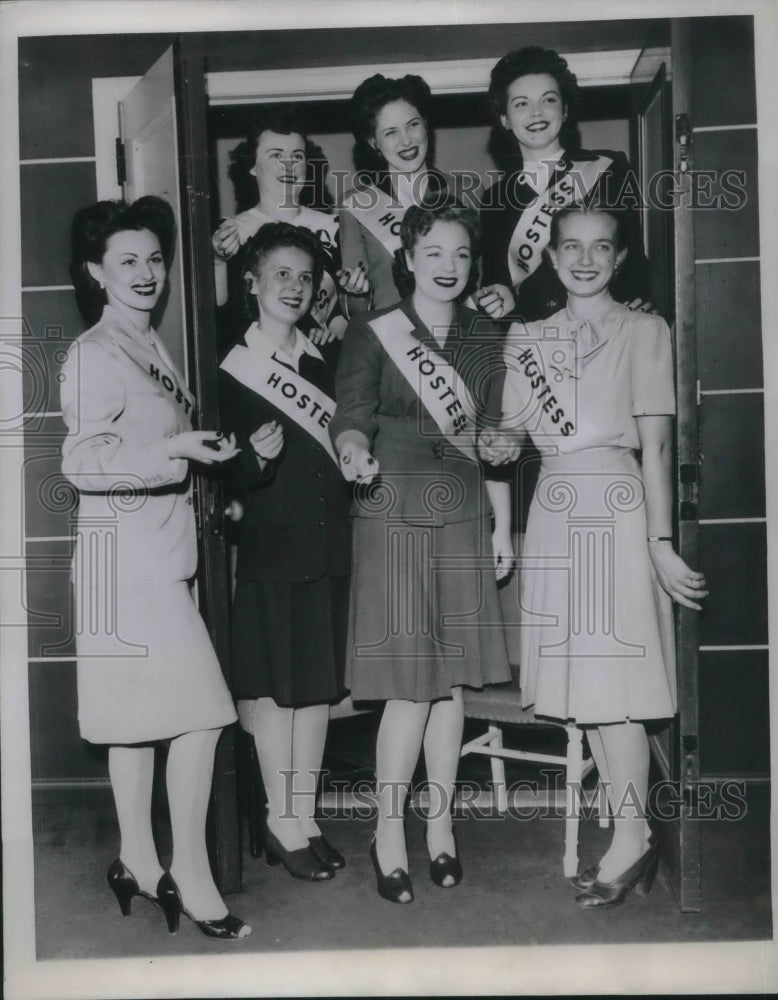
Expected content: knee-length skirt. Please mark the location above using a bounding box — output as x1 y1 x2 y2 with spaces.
346 514 511 702
76 579 237 744
230 573 349 706
519 447 677 724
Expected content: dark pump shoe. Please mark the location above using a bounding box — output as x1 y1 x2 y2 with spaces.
428 829 463 888
308 834 346 871
575 846 659 910
570 834 656 891
107 858 158 916
370 839 413 904
265 829 335 881
156 872 251 940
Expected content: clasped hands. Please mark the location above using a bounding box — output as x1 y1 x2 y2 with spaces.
477 428 521 465
338 440 380 484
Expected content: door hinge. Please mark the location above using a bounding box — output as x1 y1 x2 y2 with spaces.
675 113 693 174
115 138 126 187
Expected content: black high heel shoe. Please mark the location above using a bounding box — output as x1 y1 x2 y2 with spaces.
575 846 659 910
264 829 334 881
107 858 158 916
427 829 463 888
570 865 599 891
156 872 251 940
309 834 346 871
370 839 413 904
570 834 656 891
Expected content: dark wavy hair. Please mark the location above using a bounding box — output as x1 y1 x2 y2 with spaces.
349 73 435 189
487 47 580 171
394 198 480 299
69 196 176 326
241 221 323 323
227 104 333 213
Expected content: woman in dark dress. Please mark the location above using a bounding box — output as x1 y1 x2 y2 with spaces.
331 200 513 903
481 46 652 322
219 223 351 881
338 72 512 321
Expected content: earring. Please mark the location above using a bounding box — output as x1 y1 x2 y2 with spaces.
99 279 105 289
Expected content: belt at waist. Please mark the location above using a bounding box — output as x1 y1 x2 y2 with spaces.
539 446 638 474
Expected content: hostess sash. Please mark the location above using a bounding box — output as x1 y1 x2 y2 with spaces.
341 183 406 258
220 346 339 466
506 155 613 289
369 309 480 462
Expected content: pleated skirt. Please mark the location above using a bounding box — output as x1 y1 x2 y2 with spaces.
76 579 237 744
231 573 349 706
346 515 511 702
519 447 677 724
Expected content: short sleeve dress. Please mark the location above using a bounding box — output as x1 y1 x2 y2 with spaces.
501 302 677 724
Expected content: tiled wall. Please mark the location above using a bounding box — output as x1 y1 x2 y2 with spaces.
689 16 769 777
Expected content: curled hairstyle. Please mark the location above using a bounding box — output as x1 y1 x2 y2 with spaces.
394 198 480 299
227 105 332 213
350 73 434 183
241 221 323 323
547 205 629 254
487 47 580 168
70 196 176 326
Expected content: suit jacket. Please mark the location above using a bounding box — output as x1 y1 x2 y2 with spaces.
481 148 652 322
330 298 505 526
219 335 351 583
60 304 197 585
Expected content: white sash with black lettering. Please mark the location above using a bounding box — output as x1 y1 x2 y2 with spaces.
369 309 479 462
220 345 339 466
341 183 405 258
507 155 613 288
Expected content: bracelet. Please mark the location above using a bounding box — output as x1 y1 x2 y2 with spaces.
647 536 672 543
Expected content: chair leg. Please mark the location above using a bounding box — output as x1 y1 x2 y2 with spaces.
487 724 508 814
596 779 611 829
563 725 584 878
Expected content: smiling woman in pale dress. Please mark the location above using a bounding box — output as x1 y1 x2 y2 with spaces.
61 196 250 940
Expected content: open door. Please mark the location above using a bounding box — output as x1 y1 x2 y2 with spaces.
118 38 242 894
631 24 701 912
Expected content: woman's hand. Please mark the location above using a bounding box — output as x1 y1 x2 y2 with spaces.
307 324 337 346
212 219 242 261
626 298 657 315
649 541 709 610
337 262 371 297
492 529 515 581
338 440 379 484
167 431 240 465
250 421 284 462
478 429 521 465
475 283 515 319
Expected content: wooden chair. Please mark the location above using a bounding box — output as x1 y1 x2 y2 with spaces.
460 665 602 878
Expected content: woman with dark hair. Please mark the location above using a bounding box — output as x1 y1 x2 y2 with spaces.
481 46 652 322
339 73 513 320
60 196 250 940
483 205 707 908
331 199 513 903
219 222 351 881
212 104 341 350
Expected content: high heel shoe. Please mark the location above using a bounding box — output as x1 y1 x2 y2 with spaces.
570 865 599 891
427 829 463 888
370 839 413 904
156 872 251 940
575 846 659 910
309 834 346 871
264 829 334 881
107 858 158 916
570 834 656 891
